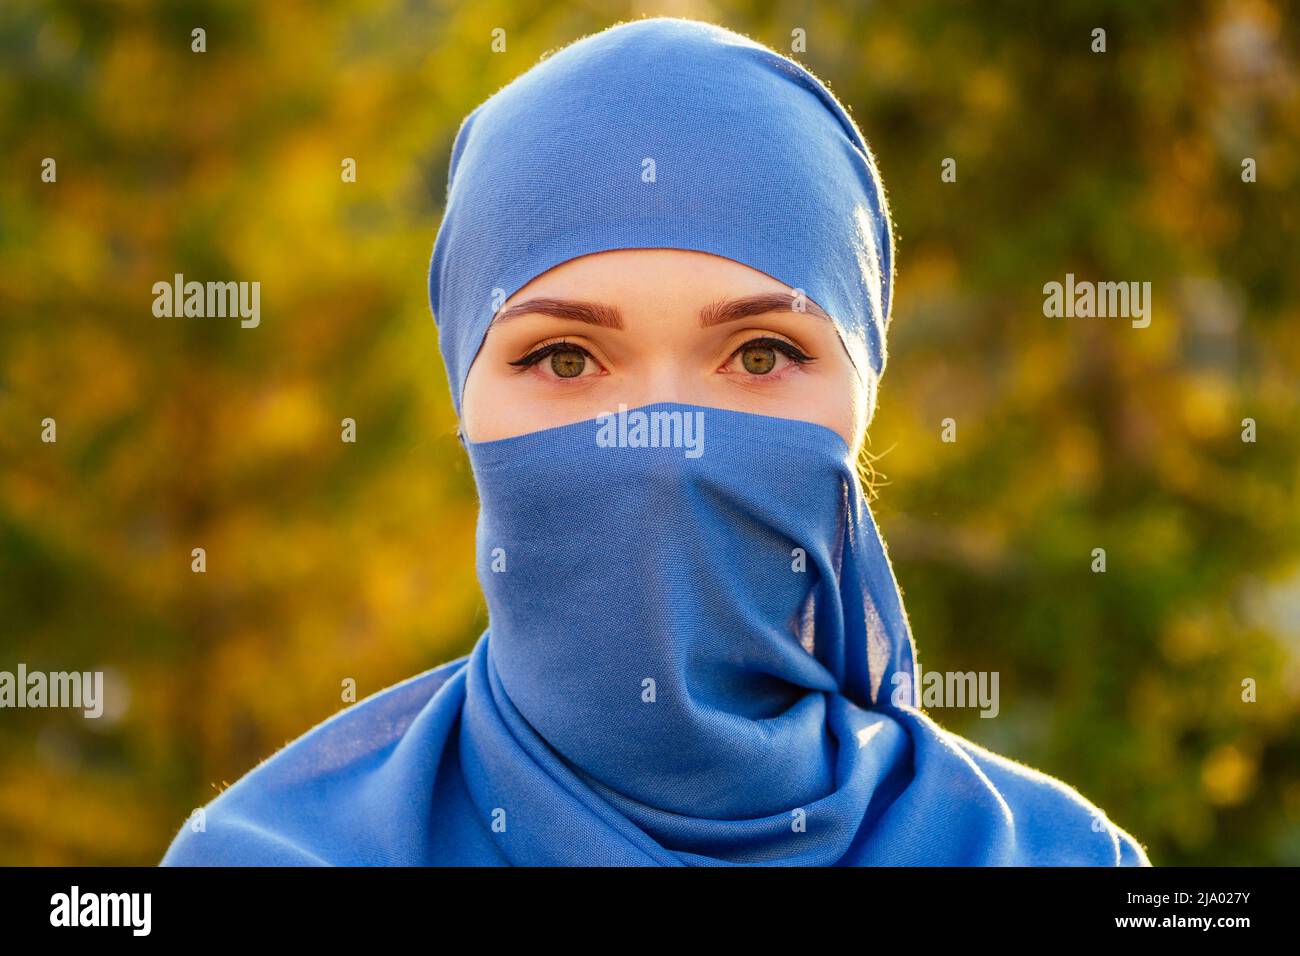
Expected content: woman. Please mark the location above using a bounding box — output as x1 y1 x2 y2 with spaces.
161 16 1149 866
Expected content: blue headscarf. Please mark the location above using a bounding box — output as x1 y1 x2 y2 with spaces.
160 17 1148 866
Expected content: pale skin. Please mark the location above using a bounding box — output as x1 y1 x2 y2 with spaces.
460 248 871 457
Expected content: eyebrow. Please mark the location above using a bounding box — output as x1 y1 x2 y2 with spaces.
490 292 831 330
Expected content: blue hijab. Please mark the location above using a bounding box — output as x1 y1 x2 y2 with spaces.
161 17 1148 866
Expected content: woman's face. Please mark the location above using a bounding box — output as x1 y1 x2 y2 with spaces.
460 248 869 454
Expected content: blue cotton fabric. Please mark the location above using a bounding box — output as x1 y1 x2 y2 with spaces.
160 17 1149 866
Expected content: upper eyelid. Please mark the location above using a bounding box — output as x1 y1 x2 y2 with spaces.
718 321 812 345
526 338 595 356
512 335 593 355
729 333 813 358
509 339 601 369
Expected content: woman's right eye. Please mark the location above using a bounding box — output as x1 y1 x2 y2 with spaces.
507 342 601 380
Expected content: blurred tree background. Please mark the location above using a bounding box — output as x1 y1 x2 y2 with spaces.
1 0 1297 865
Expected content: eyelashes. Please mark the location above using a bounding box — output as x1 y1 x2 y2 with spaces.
507 336 816 376
733 336 815 367
507 340 590 370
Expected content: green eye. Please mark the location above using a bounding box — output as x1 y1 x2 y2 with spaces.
741 345 776 374
550 349 586 378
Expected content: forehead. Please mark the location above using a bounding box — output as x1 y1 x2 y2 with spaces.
505 248 793 299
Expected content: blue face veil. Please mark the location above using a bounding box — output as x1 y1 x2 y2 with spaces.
161 17 1148 866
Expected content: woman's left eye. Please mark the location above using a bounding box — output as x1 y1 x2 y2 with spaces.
726 337 813 376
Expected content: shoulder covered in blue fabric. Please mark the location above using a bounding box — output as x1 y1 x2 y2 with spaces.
158 655 469 866
899 707 1151 866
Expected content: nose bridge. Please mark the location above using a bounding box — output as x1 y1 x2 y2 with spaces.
616 352 713 410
